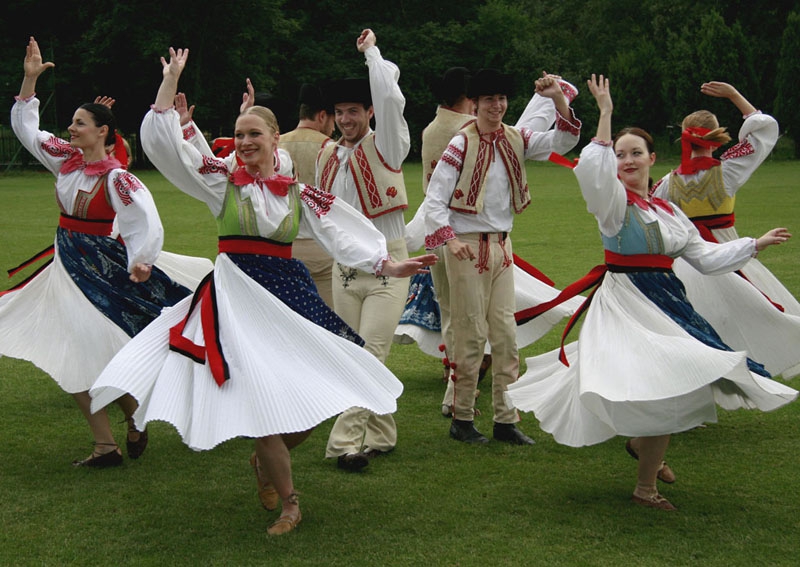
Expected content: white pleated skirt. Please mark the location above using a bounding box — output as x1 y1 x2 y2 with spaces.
90 254 404 451
673 257 800 379
0 247 211 394
505 272 798 447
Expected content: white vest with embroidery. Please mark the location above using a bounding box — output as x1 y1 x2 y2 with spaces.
449 123 529 215
317 134 407 219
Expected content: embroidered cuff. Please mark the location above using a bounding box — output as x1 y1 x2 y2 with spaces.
751 237 759 258
14 93 36 103
558 80 578 103
743 110 761 120
424 225 456 250
555 109 581 137
374 253 392 276
591 137 613 147
150 104 175 114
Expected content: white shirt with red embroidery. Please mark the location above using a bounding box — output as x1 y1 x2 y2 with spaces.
423 105 581 249
653 111 779 199
142 108 390 274
315 45 410 243
11 96 163 271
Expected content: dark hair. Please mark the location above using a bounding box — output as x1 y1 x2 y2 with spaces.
299 103 329 121
78 103 117 146
613 127 656 188
613 126 655 153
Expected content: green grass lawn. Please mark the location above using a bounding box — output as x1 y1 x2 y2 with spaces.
1 160 799 566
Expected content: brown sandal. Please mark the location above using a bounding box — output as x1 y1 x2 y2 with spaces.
249 453 279 511
267 493 302 535
125 417 149 460
631 492 677 511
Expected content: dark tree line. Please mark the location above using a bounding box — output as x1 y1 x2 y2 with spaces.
2 0 799 160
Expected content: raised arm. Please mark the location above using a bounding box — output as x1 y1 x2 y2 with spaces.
700 81 757 117
587 74 613 142
154 47 189 110
360 29 410 168
18 37 55 100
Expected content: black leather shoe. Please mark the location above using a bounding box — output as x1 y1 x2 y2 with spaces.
72 444 124 468
493 422 535 445
449 419 489 444
337 453 369 472
126 428 149 460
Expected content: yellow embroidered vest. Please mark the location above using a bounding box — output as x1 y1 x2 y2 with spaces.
449 123 529 215
667 166 734 218
316 134 407 219
421 108 474 194
279 128 332 185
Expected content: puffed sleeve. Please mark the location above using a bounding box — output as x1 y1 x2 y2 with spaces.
422 134 463 249
106 169 164 270
519 108 582 161
676 207 756 275
297 184 389 273
11 96 77 176
365 46 410 169
573 141 627 237
140 108 229 216
720 112 780 196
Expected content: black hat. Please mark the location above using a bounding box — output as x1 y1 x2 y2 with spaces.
467 69 514 99
298 83 333 113
327 78 372 107
432 67 471 105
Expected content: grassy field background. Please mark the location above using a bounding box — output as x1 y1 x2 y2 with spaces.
1 158 799 566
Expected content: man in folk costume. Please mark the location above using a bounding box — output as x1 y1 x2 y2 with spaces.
317 29 411 471
279 83 337 307
424 68 581 444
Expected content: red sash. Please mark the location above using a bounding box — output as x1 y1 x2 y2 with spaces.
515 251 674 366
168 237 294 387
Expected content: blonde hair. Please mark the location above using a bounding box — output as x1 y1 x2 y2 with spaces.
681 110 731 145
239 105 279 134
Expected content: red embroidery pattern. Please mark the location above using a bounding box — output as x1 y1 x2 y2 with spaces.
354 145 382 209
425 225 456 249
520 128 533 151
721 139 755 161
499 136 523 188
42 135 75 159
440 142 464 170
386 186 398 198
555 112 580 137
454 188 464 200
467 140 492 206
113 171 143 206
198 155 229 176
319 149 340 190
300 185 335 218
182 123 197 141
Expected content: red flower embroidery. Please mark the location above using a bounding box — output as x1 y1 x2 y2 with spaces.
454 189 464 200
386 186 398 198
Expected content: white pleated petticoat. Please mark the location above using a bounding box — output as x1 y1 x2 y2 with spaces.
505 272 798 448
90 254 403 451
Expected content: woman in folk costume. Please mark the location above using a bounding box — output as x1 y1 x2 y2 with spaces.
174 80 295 179
651 82 800 378
89 47 435 535
1 38 206 468
505 75 797 511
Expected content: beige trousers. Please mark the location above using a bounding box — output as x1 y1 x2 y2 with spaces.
445 233 519 424
325 238 410 457
292 238 334 309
